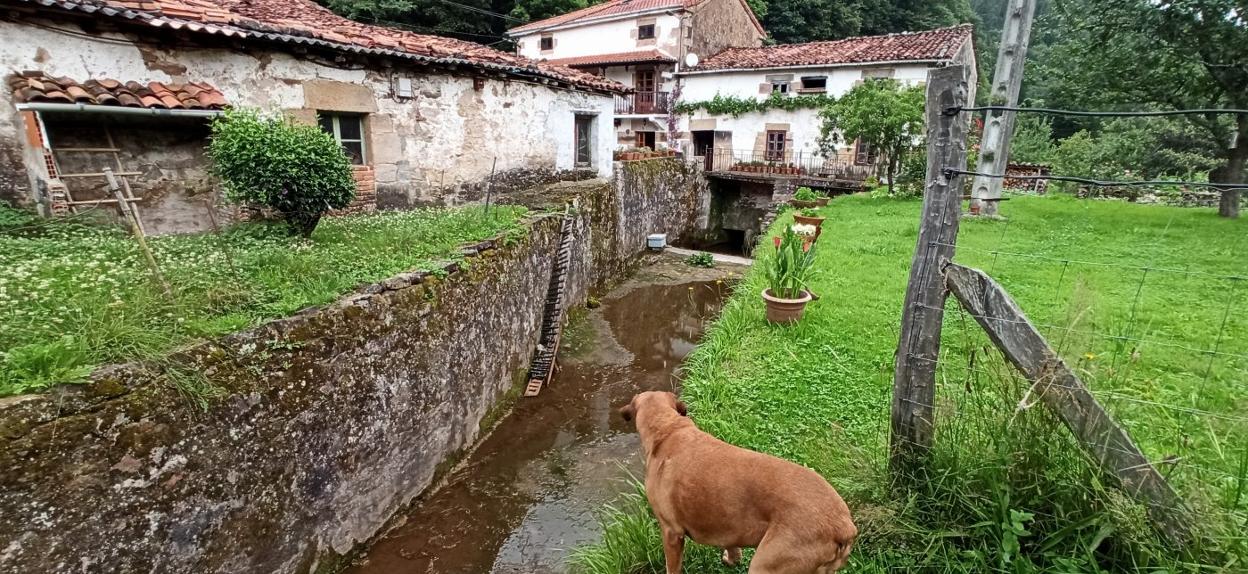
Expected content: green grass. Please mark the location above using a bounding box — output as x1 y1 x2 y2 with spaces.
572 194 1248 573
0 205 527 396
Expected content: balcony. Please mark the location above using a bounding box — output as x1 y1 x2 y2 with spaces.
701 148 875 185
615 91 670 115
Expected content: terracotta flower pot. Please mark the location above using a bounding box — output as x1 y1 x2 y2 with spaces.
762 288 812 325
791 199 818 209
793 214 825 227
815 198 830 206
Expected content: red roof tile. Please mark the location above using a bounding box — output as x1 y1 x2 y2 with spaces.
545 49 676 68
690 25 973 71
16 0 625 94
509 0 762 35
9 72 228 109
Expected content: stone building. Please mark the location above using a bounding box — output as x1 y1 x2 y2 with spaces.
507 0 764 150
0 0 624 234
677 25 976 174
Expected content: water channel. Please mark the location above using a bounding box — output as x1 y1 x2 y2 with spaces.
346 258 735 573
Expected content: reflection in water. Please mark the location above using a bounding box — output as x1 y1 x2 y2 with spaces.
347 280 728 574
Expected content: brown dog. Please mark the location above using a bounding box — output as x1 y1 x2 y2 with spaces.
620 391 856 574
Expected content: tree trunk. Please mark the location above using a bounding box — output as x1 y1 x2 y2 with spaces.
1215 114 1247 219
286 210 323 238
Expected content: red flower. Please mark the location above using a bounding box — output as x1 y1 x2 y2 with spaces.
802 242 811 252
773 236 782 249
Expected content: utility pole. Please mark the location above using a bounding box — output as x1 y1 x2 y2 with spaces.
970 0 1037 217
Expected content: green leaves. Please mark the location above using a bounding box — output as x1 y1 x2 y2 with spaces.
819 79 925 194
0 336 94 395
674 92 836 117
763 225 817 299
207 108 356 236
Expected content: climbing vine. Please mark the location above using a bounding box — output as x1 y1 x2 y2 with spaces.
673 91 836 117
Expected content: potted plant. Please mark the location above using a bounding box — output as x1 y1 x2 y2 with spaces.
793 207 825 230
791 186 820 208
761 226 817 325
791 221 819 248
815 190 830 206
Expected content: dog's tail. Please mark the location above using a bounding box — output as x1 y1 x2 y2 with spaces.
817 538 854 573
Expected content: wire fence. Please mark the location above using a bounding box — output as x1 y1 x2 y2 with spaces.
895 79 1248 547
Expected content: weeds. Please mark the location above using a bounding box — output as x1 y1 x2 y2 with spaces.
684 251 715 268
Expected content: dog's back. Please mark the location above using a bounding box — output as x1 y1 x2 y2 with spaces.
625 392 856 572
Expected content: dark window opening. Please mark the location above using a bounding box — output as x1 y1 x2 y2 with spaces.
800 76 827 92
540 36 554 50
771 81 789 94
766 130 786 162
575 115 594 166
636 130 656 150
638 24 656 39
318 112 366 165
854 138 877 166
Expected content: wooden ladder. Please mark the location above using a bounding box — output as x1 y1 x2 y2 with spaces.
524 208 575 397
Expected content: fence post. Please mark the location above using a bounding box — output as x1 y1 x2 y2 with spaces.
890 65 972 475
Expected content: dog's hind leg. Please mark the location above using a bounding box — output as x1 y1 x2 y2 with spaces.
721 547 742 566
661 526 686 574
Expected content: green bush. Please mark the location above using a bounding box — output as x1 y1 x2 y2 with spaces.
208 108 355 237
684 251 715 268
1010 115 1058 165
793 187 819 201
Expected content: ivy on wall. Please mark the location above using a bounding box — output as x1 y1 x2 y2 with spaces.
673 91 836 117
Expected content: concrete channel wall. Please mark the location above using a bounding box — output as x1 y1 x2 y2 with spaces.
0 159 709 574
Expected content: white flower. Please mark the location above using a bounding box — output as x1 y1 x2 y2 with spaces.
791 223 818 237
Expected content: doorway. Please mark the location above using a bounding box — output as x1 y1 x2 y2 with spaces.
635 130 656 150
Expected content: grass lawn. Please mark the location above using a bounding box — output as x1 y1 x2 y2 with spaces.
573 194 1247 573
0 205 527 396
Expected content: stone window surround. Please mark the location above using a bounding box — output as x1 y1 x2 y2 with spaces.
540 34 555 53
318 111 370 165
634 17 658 47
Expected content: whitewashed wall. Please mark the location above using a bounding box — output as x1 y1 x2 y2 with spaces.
677 63 931 157
513 13 683 62
0 18 616 209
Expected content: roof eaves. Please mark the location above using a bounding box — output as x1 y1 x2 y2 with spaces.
508 5 685 36
15 0 628 94
676 58 948 76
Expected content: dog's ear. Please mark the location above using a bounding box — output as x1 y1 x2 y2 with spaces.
619 403 637 422
675 400 688 416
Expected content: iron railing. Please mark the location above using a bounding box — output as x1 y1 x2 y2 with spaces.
698 148 875 181
615 91 670 115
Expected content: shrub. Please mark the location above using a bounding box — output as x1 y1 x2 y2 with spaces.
684 251 715 268
793 187 819 201
208 108 355 237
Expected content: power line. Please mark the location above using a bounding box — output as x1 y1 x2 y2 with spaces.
945 169 1248 191
425 0 526 23
945 105 1248 118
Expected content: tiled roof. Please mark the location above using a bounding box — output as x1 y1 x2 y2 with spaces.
690 24 973 71
545 49 676 68
508 0 763 35
9 72 228 109
14 0 625 93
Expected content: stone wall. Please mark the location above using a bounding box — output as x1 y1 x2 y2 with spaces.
0 160 711 574
0 16 616 225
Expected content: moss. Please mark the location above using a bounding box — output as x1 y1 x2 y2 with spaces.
558 307 595 360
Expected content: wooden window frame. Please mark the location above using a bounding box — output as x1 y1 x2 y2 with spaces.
765 130 786 162
318 112 367 165
854 138 877 166
539 36 554 51
638 23 656 40
771 81 790 94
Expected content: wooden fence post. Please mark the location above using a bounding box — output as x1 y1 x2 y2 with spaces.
890 65 972 474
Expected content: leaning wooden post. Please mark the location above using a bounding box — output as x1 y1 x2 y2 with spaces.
105 168 171 296
890 65 972 475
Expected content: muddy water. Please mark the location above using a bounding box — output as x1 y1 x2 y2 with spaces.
347 263 731 574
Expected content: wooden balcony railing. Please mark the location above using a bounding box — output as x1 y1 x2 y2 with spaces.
615 91 670 115
700 148 875 182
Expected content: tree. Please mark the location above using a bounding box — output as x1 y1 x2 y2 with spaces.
208 109 356 237
509 0 599 23
1038 0 1248 217
818 79 926 195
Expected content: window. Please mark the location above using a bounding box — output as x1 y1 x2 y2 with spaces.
636 130 656 150
540 36 554 51
638 24 656 40
766 130 786 161
318 113 366 165
854 138 877 166
800 76 827 92
575 115 595 166
771 81 790 94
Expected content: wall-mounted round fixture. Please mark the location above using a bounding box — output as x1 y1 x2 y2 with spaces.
684 53 700 68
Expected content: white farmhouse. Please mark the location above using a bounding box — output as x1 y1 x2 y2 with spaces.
508 0 764 150
677 25 975 179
